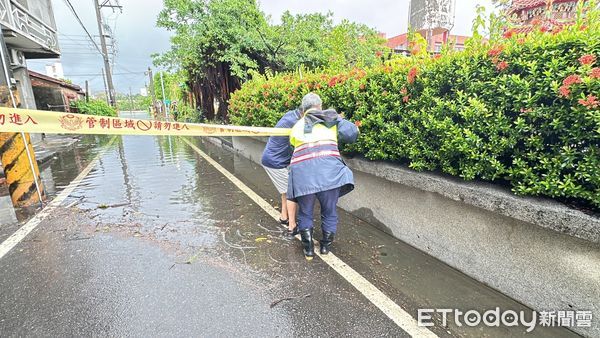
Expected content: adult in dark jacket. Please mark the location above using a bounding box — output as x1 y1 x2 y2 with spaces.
288 93 359 259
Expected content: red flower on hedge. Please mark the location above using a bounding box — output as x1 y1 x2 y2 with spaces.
558 85 571 98
496 61 509 71
488 45 505 57
503 29 516 39
517 38 526 45
376 51 383 58
354 120 362 127
563 74 582 86
402 95 410 103
578 95 599 109
359 83 366 90
433 54 442 59
579 54 596 66
407 67 418 84
591 68 600 79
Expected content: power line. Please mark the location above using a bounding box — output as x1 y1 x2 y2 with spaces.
59 33 95 37
62 0 104 57
65 71 145 77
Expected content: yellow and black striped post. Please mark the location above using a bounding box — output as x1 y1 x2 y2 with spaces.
0 32 45 208
0 83 45 208
0 132 44 207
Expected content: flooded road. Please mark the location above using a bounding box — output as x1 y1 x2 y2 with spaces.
0 112 577 337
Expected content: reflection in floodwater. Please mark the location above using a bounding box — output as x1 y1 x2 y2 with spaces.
0 112 149 226
0 134 107 226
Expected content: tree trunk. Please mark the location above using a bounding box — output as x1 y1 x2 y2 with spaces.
188 62 242 122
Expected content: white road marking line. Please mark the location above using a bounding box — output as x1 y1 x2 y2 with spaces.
181 137 438 338
0 137 117 260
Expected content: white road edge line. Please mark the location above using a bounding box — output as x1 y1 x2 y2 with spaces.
0 137 117 260
181 137 438 338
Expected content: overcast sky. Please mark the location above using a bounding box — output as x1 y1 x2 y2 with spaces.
28 0 493 95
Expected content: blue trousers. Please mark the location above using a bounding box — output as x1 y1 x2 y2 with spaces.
296 187 341 233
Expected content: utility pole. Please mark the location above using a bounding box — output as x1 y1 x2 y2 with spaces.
85 80 89 102
159 71 169 120
146 67 157 117
128 86 134 111
147 67 155 101
101 67 109 105
93 0 119 107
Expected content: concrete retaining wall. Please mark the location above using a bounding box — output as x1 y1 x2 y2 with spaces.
230 136 600 336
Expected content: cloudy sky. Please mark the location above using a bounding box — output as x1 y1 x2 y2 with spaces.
28 0 494 95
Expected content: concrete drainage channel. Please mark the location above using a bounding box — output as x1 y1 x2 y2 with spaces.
206 135 599 337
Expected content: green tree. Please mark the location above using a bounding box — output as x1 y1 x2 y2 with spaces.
263 12 386 72
322 20 386 71
155 0 270 121
155 0 387 121
153 71 187 102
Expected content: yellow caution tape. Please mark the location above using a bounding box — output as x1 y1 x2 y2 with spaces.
0 107 291 137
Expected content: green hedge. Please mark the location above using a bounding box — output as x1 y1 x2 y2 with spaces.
229 18 600 209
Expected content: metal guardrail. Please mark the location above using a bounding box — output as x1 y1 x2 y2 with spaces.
0 0 58 54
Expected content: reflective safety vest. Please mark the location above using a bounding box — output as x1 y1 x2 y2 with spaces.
289 117 338 148
289 114 340 165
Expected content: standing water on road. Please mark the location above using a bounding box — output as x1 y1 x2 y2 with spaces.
0 112 577 337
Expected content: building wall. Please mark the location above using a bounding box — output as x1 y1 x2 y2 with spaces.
26 0 57 30
30 75 84 112
386 33 468 54
31 86 64 111
12 66 42 143
11 0 57 30
13 67 36 109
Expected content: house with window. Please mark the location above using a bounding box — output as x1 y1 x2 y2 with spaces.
29 70 85 112
385 32 469 55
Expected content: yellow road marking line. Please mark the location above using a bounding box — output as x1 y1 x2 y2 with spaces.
181 137 438 338
0 137 117 260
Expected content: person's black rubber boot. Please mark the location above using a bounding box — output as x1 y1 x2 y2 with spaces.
320 231 335 255
299 228 314 260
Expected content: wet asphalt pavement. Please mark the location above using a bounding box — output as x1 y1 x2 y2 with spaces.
0 112 578 337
